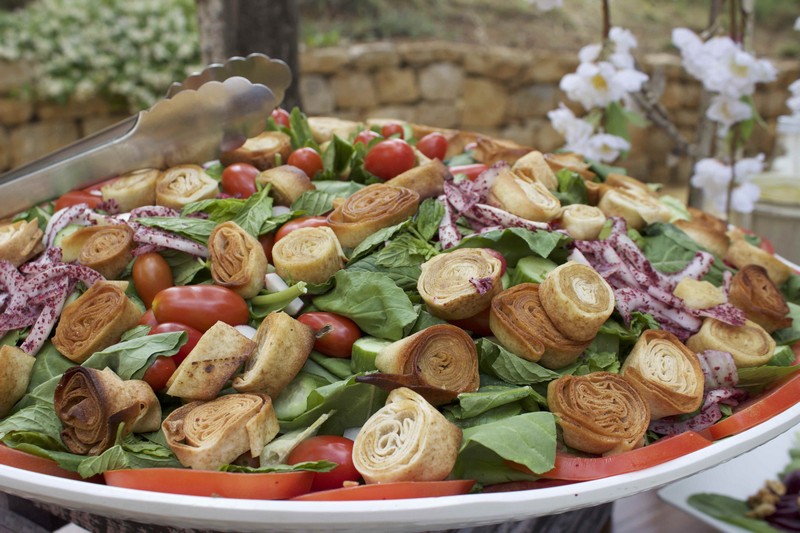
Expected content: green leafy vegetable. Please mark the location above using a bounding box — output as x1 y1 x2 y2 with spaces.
774 302 800 346
476 338 560 386
641 223 729 286
373 233 437 268
76 434 181 478
291 190 339 216
313 271 418 340
288 107 320 151
221 460 337 474
414 198 445 241
447 386 538 420
553 169 589 206
687 493 778 533
348 221 410 263
346 255 420 291
135 216 217 243
318 135 355 181
82 331 185 380
737 363 800 393
452 227 570 266
260 412 334 466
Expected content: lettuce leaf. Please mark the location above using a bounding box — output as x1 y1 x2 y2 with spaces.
553 169 588 206
82 331 185 380
446 386 539 420
476 338 560 386
414 198 445 241
451 227 570 266
641 223 730 286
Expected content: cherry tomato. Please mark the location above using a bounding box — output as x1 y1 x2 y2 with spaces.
416 132 448 160
484 249 507 276
297 312 361 358
527 431 713 481
364 139 416 181
449 307 492 337
0 444 85 481
287 147 323 178
221 162 259 198
142 356 177 392
287 436 360 492
138 309 159 327
105 468 313 499
53 190 104 212
259 232 275 263
271 107 291 128
275 216 330 242
703 372 800 440
82 176 119 193
152 285 249 332
448 164 489 181
132 253 174 309
354 129 381 147
292 479 475 501
380 122 405 139
149 322 203 365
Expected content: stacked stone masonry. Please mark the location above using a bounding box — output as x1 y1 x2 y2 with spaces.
0 41 797 185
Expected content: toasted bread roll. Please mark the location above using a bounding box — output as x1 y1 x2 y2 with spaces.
512 150 558 191
686 318 776 368
257 165 316 206
725 238 792 287
487 165 561 222
673 278 726 309
101 168 160 212
598 188 671 230
209 221 267 299
220 131 292 170
674 219 731 258
728 264 792 333
0 220 43 267
386 159 449 200
61 225 134 279
156 164 218 209
166 321 255 401
272 226 345 284
308 117 362 144
559 204 607 240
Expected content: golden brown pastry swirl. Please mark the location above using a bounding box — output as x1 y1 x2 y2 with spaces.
326 184 419 248
0 220 43 267
209 221 267 299
352 387 462 484
686 318 776 368
728 264 792 333
272 226 345 284
101 168 160 213
725 239 792 287
489 283 591 369
52 281 143 363
487 165 561 222
539 261 615 342
547 372 650 456
598 188 671 230
620 330 704 419
54 367 161 455
62 225 134 279
418 248 504 320
162 393 279 470
155 164 218 209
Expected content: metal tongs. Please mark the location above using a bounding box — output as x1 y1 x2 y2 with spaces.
0 53 292 219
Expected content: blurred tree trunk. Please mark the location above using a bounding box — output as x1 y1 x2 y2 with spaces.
196 0 302 110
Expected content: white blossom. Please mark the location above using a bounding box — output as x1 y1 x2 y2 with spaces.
731 182 761 213
547 104 594 145
706 94 753 130
575 133 631 163
560 61 648 109
528 0 563 11
795 16 800 31
733 154 765 183
788 79 800 115
690 156 764 214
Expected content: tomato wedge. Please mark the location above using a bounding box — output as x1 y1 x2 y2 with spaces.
702 371 800 441
514 431 713 481
0 444 85 481
291 479 475 501
104 468 314 499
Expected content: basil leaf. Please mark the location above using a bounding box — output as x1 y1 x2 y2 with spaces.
687 493 777 533
452 227 570 266
348 220 410 263
232 186 275 237
291 190 338 216
318 134 355 180
312 180 365 197
737 363 800 393
77 436 181 478
0 404 62 440
82 331 185 380
288 107 319 151
135 216 217 243
553 169 589 206
476 338 560 386
346 255 420 291
27 342 75 390
373 233 437 268
641 223 730 286
447 386 537 420
182 197 244 221
414 198 445 241
774 302 800 345
221 460 337 474
313 271 418 340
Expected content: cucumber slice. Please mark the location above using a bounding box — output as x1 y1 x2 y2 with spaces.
350 336 392 373
511 256 558 285
274 371 330 420
51 223 83 248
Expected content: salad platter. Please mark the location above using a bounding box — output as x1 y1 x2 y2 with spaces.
2 55 800 531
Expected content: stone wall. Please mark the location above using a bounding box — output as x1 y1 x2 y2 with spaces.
0 41 797 185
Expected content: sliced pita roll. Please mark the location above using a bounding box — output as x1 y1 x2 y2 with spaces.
725 238 792 287
0 219 44 267
55 367 160 455
308 117 363 144
53 281 143 364
257 165 316 206
233 312 315 398
101 168 160 213
511 150 558 191
272 226 345 284
352 387 462 484
166 321 255 401
61 225 135 279
385 159 449 200
155 164 218 209
162 393 279 470
209 221 268 299
728 264 792 333
219 131 292 170
621 330 704 419
686 318 776 368
0 346 35 417
487 165 561 222
548 372 650 456
558 204 607 241
597 188 671 230
674 219 730 258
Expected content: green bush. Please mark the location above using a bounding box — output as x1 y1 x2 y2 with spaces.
0 0 201 110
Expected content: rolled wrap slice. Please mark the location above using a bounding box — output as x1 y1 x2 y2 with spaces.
539 261 615 342
162 393 279 470
547 372 650 456
370 324 479 403
598 188 671 230
620 330 704 419
166 321 255 401
489 283 590 368
352 387 462 484
155 164 218 209
674 219 730 258
101 168 160 213
256 165 315 206
0 219 43 267
271 226 345 284
220 131 292 170
686 318 776 368
418 248 504 320
233 312 315 398
544 152 596 181
487 165 561 222
558 204 607 241
52 281 143 363
605 173 657 197
54 367 161 455
0 346 35 417
386 159 449 200
688 206 728 234
326 184 419 248
728 264 791 333
209 221 267 299
725 238 792 287
62 225 134 279
511 150 558 191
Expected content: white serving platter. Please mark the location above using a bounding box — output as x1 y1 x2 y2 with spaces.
1 399 799 532
659 422 800 533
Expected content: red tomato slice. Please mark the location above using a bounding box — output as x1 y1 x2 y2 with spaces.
448 307 492 337
151 285 249 332
54 190 104 212
703 372 800 441
291 479 475 501
448 164 488 181
521 431 713 481
104 468 314 499
0 444 85 481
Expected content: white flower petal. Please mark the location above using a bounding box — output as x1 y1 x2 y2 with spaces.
731 183 761 213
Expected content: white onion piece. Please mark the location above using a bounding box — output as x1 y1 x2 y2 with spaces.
44 204 90 248
697 350 739 389
128 205 181 219
436 195 461 250
234 324 258 340
272 205 292 217
20 276 69 355
264 273 305 316
133 226 209 258
342 427 361 441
